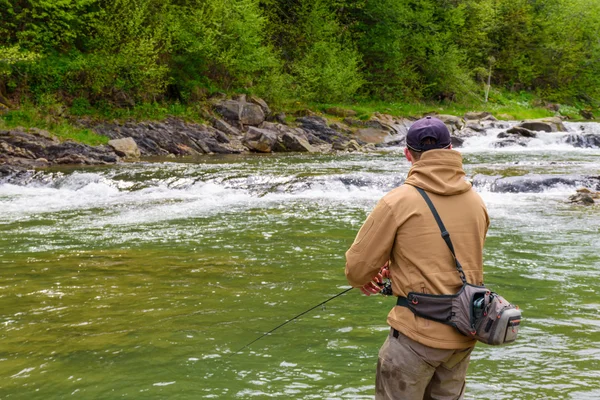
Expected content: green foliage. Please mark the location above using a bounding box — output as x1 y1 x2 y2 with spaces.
0 0 599 109
289 0 364 102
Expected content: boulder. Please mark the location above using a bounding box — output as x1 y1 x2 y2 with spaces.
518 117 566 132
451 136 465 148
249 96 271 116
108 137 140 160
569 192 595 205
564 134 600 148
243 127 278 153
297 116 350 147
499 126 537 138
212 118 242 137
492 138 528 148
354 128 390 144
215 99 265 127
277 132 315 152
465 122 486 132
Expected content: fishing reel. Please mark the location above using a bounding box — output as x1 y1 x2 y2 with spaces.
378 278 393 296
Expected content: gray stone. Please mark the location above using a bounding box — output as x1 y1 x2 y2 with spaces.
278 132 315 152
519 117 566 132
502 126 537 138
243 127 278 153
108 137 141 160
250 96 271 116
212 118 241 137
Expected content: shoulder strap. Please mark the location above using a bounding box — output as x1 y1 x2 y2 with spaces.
414 187 467 285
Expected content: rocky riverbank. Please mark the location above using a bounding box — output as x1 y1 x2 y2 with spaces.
2 96 600 172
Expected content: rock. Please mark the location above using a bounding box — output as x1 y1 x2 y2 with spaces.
333 139 361 152
546 103 560 112
493 138 528 148
273 113 287 124
243 127 278 153
464 112 493 120
451 136 465 148
329 123 353 135
212 118 242 137
465 122 486 132
564 133 600 148
214 99 265 127
576 187 600 199
0 129 118 167
277 132 315 152
518 117 566 132
249 96 271 116
94 119 244 156
108 137 140 160
354 128 389 144
473 174 600 193
326 107 357 117
500 126 537 138
293 109 317 117
297 116 350 147
436 114 464 131
579 109 594 120
569 192 595 205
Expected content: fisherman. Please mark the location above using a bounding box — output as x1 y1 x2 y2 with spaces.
345 116 489 400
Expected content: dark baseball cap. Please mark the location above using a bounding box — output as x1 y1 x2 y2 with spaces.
406 116 451 152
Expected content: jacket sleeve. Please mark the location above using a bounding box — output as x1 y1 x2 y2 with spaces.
345 199 397 287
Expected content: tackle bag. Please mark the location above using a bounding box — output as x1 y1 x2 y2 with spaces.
396 187 522 346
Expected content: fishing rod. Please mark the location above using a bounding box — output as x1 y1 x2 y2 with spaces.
228 278 392 357
228 287 354 357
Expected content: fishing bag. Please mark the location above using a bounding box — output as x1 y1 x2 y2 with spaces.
396 187 522 346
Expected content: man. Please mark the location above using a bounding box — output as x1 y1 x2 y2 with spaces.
345 116 489 400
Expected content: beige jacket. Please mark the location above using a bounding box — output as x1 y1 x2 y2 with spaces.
345 149 489 349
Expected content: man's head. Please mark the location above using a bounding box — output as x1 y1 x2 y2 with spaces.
404 116 452 163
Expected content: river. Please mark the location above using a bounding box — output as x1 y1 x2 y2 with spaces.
1 122 599 399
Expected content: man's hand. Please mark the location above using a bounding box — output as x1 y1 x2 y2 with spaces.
360 262 390 296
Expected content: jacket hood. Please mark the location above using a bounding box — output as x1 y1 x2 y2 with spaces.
404 149 471 195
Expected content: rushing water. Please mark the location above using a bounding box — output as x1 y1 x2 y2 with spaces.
1 123 600 399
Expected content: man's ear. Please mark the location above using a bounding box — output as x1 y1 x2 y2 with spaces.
404 147 413 163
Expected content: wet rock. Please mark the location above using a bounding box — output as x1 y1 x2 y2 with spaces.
569 192 595 205
500 126 537 138
473 174 600 193
451 136 465 148
333 139 361 152
493 138 528 148
435 114 464 133
579 109 594 120
518 117 566 132
108 137 140 160
465 122 486 132
564 133 600 148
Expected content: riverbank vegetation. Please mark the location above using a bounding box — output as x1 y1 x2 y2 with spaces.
1 0 599 132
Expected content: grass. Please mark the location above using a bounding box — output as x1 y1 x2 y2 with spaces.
1 103 109 146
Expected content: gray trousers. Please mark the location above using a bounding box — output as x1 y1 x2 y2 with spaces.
375 329 474 400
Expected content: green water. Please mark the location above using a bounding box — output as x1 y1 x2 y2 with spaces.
1 147 599 399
